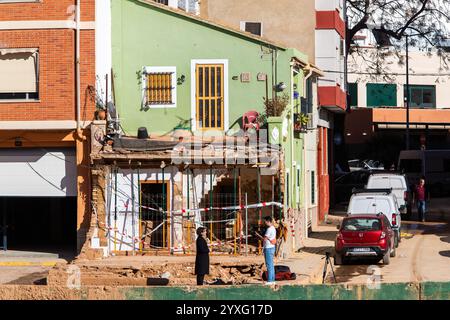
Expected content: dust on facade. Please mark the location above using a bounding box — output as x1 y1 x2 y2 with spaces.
0 0 345 261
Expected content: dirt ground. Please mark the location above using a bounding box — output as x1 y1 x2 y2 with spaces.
48 255 267 287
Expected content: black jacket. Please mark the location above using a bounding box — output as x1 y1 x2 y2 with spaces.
195 236 210 275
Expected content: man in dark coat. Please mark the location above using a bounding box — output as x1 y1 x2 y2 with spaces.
195 227 210 285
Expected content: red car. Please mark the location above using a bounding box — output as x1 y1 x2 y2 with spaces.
334 214 396 265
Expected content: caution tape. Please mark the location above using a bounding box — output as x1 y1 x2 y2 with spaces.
137 201 284 216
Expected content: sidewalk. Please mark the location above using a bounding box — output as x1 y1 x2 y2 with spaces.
275 215 342 285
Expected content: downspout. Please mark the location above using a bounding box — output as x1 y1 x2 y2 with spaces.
303 64 313 240
75 0 85 140
289 60 295 251
303 65 313 96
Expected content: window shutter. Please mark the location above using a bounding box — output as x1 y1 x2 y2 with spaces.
0 48 38 93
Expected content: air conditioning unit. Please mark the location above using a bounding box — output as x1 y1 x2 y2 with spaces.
306 112 317 129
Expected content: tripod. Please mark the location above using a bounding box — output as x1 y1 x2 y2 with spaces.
322 252 337 284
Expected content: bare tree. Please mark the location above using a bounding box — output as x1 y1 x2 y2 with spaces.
347 0 450 51
346 0 450 77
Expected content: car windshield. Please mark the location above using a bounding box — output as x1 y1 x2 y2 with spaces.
342 218 381 231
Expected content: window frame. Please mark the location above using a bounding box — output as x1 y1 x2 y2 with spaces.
348 82 358 107
404 84 436 109
311 171 316 205
366 83 397 107
0 48 39 102
0 0 40 3
142 66 177 109
240 21 263 36
190 59 229 132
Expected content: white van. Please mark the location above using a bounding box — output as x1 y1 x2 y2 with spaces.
366 173 411 216
347 189 401 247
398 150 450 196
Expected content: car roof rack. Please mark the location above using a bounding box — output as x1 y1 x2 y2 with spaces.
352 188 392 195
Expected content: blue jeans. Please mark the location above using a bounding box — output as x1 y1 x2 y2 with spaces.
264 247 275 282
417 200 426 221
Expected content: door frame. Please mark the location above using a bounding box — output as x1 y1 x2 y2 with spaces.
139 180 171 250
190 59 229 133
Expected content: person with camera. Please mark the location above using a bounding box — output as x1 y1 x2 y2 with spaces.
257 216 277 285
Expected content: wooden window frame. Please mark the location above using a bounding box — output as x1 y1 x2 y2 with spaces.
139 180 171 250
191 59 229 132
142 66 177 109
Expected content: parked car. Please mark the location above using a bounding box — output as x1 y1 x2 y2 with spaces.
366 172 412 219
334 214 396 265
398 149 450 196
347 189 401 247
349 159 384 172
334 170 372 204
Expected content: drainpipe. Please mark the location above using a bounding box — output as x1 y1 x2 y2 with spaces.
303 65 313 97
75 1 85 140
302 64 314 241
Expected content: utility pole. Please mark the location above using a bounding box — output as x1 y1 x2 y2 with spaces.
405 35 410 150
343 0 349 111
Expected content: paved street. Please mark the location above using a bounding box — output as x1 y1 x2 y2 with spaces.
325 198 450 284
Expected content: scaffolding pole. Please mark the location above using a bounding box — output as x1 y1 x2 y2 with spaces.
187 168 191 247
245 193 248 256
131 167 136 255
209 166 213 243
114 166 118 252
233 167 237 255
257 167 262 254
138 163 142 252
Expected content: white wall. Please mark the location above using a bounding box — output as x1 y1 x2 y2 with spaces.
315 30 345 87
95 0 112 104
348 50 450 109
106 168 180 251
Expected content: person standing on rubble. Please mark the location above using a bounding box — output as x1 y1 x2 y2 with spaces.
195 227 210 285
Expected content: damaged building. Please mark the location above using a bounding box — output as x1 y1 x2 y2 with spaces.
81 0 323 259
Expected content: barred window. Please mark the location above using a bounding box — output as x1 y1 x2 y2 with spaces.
143 67 176 108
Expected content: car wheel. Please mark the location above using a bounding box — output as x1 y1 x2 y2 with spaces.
394 233 399 248
383 249 391 265
334 254 343 265
390 245 396 257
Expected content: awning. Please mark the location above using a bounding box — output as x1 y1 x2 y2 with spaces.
0 48 38 93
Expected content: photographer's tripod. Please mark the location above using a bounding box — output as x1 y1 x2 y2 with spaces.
322 252 337 284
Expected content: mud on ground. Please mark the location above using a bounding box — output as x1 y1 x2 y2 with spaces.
47 261 265 286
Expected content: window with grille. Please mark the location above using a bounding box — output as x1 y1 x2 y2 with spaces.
311 171 316 205
196 64 224 129
143 66 176 108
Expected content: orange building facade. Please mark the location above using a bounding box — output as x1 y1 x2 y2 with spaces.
0 0 95 252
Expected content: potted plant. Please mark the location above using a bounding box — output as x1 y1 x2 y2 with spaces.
293 113 309 133
88 84 107 121
263 94 290 144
